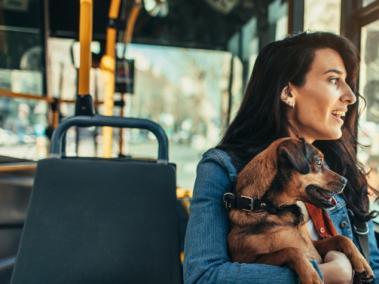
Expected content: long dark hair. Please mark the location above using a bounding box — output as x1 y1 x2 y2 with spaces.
218 31 376 222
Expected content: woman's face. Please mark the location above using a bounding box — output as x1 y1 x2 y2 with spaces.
287 48 356 143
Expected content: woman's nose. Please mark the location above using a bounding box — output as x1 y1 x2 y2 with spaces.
341 83 357 105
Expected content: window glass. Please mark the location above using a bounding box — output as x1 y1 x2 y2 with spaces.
48 39 237 189
362 0 377 7
358 20 379 213
0 0 47 159
268 0 288 40
120 45 235 189
304 0 341 34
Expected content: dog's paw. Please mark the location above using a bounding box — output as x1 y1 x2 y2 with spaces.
337 236 374 281
355 271 375 284
351 255 374 282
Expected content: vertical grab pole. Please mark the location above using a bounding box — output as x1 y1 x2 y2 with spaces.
100 0 121 157
119 0 142 157
76 0 94 116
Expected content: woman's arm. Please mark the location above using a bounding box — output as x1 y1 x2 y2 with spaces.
183 157 300 284
367 220 379 283
318 251 353 284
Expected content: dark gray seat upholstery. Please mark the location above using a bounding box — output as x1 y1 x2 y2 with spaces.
11 157 181 284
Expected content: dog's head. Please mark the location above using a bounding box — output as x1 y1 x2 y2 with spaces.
274 138 347 209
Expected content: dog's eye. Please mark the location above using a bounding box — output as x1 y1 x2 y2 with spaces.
315 158 323 167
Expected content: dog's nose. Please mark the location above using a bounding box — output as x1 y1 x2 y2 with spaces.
339 176 348 186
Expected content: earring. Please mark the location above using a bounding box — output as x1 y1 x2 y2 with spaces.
280 87 289 101
281 86 293 106
286 100 295 108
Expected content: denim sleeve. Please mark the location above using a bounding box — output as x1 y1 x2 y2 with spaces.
367 221 379 283
183 157 302 284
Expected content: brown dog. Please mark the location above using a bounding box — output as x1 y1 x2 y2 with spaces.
225 137 374 284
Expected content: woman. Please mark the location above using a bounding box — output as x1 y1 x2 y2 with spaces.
183 32 379 283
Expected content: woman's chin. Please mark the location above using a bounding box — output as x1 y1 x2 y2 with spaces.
321 130 343 140
311 128 342 141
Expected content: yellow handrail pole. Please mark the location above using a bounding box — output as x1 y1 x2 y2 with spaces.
124 1 141 45
119 0 142 156
0 164 37 172
0 88 104 105
100 0 121 157
79 0 93 96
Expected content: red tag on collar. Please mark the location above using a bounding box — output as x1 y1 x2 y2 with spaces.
305 202 337 239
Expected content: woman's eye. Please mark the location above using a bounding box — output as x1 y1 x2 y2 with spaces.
329 78 339 86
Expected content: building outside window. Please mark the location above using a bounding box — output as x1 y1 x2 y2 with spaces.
48 38 238 189
0 0 47 159
304 0 341 33
358 19 379 196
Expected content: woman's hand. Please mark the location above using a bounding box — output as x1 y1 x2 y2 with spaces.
318 250 353 284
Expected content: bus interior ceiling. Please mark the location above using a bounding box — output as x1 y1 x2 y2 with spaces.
49 0 262 50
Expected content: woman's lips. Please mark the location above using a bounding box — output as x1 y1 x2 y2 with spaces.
331 113 344 124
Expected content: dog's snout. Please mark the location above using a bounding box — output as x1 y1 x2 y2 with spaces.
339 176 348 187
333 175 348 194
324 166 348 187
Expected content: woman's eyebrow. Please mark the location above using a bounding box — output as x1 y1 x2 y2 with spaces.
323 68 344 75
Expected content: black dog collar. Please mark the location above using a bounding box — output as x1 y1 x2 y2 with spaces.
223 192 269 212
223 192 304 226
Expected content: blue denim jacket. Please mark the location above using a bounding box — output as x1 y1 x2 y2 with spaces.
183 148 379 284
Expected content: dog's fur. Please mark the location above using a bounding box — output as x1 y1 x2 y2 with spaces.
228 137 374 284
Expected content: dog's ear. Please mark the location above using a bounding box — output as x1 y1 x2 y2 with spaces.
278 140 310 174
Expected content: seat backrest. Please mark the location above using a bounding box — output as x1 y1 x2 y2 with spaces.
0 174 32 259
11 157 181 284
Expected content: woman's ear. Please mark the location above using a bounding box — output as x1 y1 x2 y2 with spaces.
280 85 295 108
